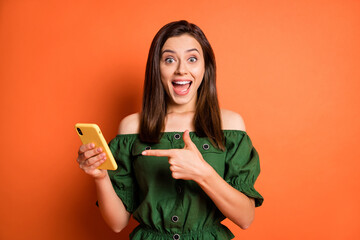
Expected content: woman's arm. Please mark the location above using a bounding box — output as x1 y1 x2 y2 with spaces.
201 109 255 228
195 165 255 229
94 171 131 232
92 113 140 231
77 144 130 232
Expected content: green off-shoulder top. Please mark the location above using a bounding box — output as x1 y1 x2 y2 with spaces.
108 130 263 240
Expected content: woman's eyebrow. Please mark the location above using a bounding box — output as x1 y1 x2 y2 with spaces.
186 48 200 53
161 48 200 55
162 49 176 55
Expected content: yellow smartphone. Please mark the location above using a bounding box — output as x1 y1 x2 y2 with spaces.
75 123 117 170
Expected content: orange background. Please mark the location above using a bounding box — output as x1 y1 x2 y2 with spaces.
1 0 359 239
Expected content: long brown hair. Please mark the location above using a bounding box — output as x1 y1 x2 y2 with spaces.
139 20 224 150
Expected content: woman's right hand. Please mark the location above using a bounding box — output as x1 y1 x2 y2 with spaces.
77 143 107 179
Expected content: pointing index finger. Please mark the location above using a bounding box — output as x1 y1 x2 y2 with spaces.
142 149 174 157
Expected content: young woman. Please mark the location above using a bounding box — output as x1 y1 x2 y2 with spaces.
77 20 263 240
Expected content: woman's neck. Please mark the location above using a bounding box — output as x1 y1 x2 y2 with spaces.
166 103 196 114
164 110 196 132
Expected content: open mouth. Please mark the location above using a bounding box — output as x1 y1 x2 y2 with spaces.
172 80 192 95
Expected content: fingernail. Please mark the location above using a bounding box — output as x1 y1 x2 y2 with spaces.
142 151 147 155
90 143 95 148
97 148 103 152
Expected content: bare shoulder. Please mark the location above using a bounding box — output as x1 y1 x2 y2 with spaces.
118 112 140 134
221 109 246 131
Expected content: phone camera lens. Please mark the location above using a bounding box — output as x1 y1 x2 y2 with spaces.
77 128 83 135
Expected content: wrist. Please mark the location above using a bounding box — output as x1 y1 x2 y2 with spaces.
195 163 217 186
94 170 109 183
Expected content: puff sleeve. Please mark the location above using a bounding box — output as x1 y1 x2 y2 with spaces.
224 131 264 207
108 135 139 213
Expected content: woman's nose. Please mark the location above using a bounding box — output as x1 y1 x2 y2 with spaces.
175 60 187 75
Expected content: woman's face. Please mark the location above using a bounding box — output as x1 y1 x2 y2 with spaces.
160 34 205 111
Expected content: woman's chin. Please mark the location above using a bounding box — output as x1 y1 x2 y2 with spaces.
168 93 196 109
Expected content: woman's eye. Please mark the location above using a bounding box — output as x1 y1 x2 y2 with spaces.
165 58 175 63
188 57 197 63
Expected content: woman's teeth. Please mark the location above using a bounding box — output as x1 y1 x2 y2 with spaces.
173 80 191 85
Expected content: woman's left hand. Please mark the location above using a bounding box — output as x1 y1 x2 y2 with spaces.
142 130 212 182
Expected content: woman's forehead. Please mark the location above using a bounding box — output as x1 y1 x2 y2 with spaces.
162 34 203 54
